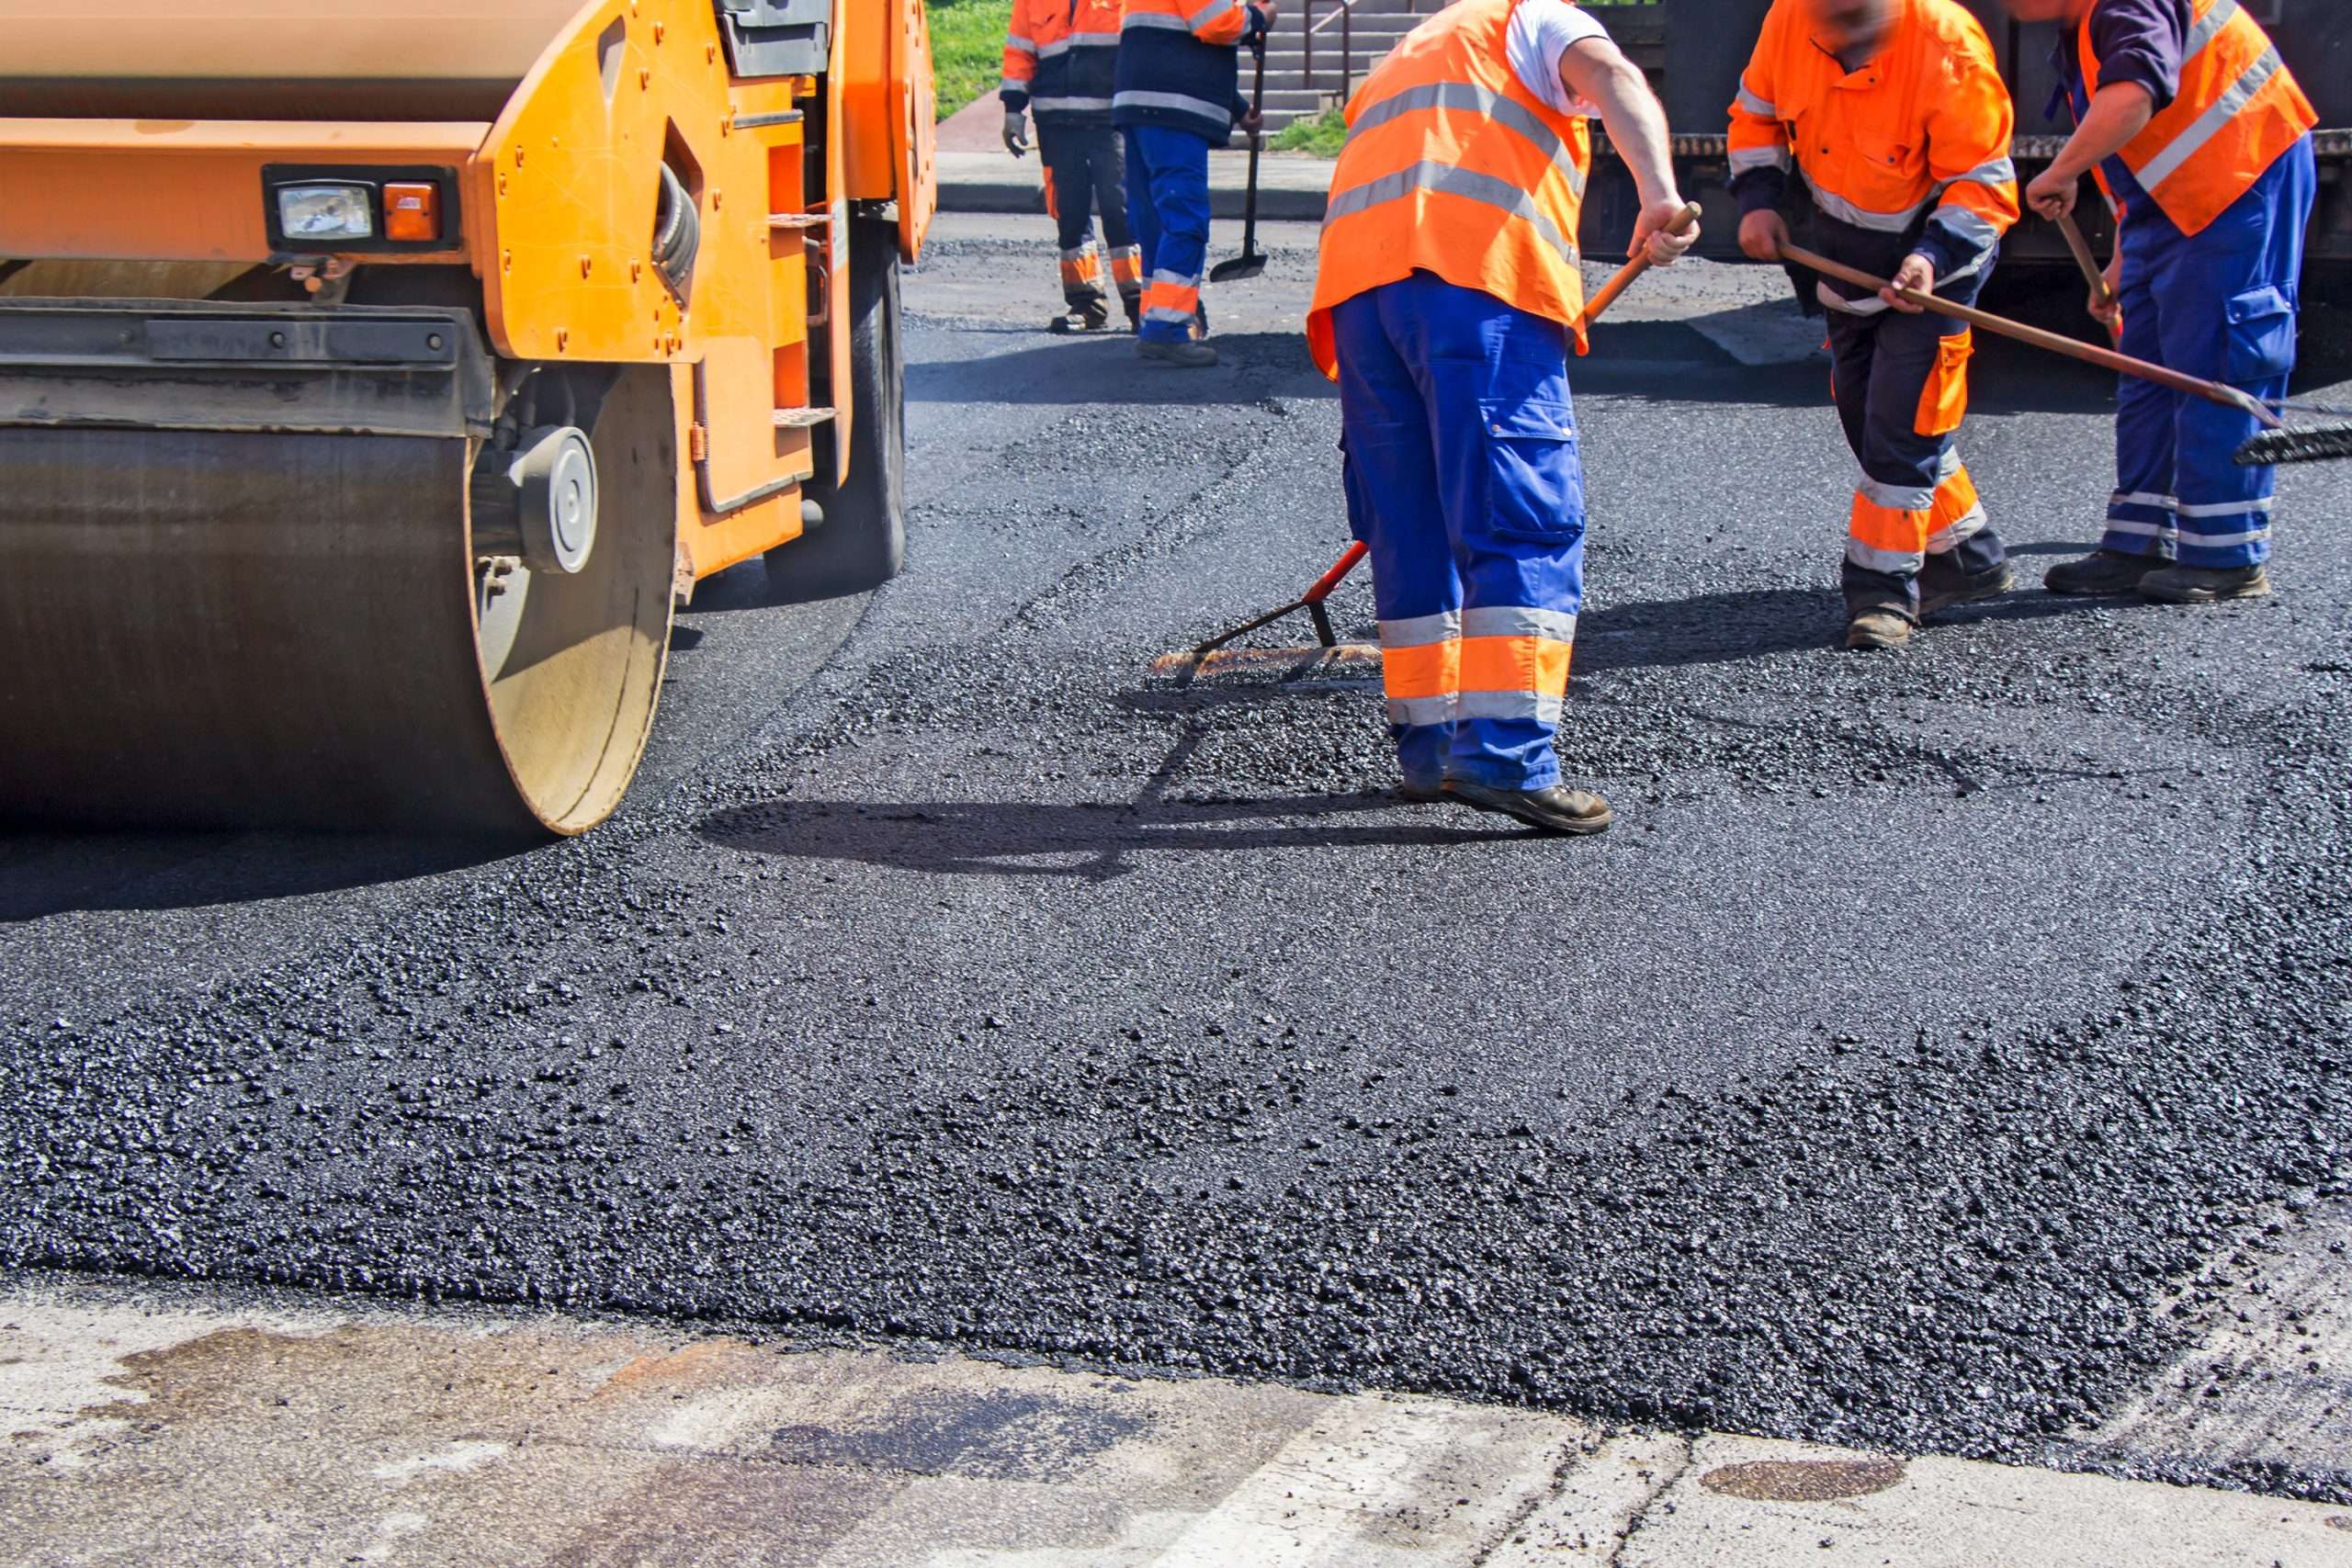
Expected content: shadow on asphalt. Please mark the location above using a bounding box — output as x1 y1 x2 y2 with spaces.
0 830 506 921
697 794 1528 880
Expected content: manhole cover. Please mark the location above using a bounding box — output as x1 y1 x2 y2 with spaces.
1699 1458 1907 1502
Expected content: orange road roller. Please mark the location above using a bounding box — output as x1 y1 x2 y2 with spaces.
0 0 935 834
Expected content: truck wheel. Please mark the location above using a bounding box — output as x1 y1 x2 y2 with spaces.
769 216 906 597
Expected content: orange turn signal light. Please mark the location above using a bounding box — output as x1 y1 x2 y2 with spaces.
384 182 441 243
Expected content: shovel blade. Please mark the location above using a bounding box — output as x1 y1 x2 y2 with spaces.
1208 254 1267 284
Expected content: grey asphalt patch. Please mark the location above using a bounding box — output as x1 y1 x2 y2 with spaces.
1 217 2349 1511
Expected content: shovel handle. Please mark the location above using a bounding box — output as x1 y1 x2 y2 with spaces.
1780 241 2281 430
1574 202 1703 333
2054 209 2121 343
1303 540 1369 603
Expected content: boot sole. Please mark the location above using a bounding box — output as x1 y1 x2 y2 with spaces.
2045 567 2158 597
2139 578 2273 604
1844 627 1911 651
1451 783 1613 836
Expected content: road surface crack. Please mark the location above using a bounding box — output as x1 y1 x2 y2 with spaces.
1602 1433 1694 1568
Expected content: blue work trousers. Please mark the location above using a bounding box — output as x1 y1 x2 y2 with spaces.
1124 125 1212 344
2105 137 2315 570
1334 273 1585 794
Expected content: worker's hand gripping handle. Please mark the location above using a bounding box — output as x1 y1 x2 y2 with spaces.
1575 202 1703 333
2054 210 2121 341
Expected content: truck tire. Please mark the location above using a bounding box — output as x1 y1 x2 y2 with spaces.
768 215 906 598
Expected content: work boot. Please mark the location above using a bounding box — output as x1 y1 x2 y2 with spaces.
2045 549 2162 596
2140 563 2273 604
1397 779 1454 806
1139 338 1218 368
1047 301 1111 334
1844 607 1914 651
1191 302 1211 342
1451 781 1613 836
1917 558 2015 620
1122 294 1143 333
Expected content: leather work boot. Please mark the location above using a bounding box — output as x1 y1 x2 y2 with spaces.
1917 559 2016 619
1048 301 1112 334
1450 781 1613 836
1140 338 1218 368
1844 607 1915 651
1122 295 1143 333
2140 563 2273 604
2045 549 2162 596
1397 779 1454 805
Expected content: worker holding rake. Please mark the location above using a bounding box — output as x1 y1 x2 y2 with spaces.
2004 0 2318 605
1305 0 1696 836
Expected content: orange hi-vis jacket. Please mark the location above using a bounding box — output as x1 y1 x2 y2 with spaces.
1002 0 1124 124
1306 0 1591 380
1728 0 2018 280
2079 0 2316 238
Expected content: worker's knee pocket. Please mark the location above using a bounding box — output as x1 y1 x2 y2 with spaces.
1915 328 1973 437
1476 397 1584 545
2225 286 2296 385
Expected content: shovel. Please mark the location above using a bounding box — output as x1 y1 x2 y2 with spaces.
1209 39 1272 286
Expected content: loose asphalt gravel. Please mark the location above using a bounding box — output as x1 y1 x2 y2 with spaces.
2 219 2348 1501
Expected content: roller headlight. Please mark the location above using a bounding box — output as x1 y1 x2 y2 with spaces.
275 184 375 243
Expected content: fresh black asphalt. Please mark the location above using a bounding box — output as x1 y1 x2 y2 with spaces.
2 221 2347 1500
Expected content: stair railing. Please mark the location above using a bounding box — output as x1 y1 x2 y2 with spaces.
1302 0 1433 107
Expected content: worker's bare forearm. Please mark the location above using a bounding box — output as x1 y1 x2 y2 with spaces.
2049 83 2154 186
1563 44 1679 207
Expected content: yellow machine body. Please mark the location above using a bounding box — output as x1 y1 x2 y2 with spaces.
0 1 933 835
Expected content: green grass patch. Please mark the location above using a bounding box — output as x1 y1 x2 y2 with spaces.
1270 107 1348 158
931 0 1017 121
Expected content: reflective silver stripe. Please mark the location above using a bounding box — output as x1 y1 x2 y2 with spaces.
1846 538 1925 573
1926 502 1989 552
2182 525 2269 546
1379 611 1462 648
1736 84 1779 118
2185 0 2242 60
1033 96 1116 113
1932 207 2003 254
1069 31 1123 47
2136 46 2285 195
1058 245 1098 261
2177 495 2273 517
1149 268 1201 290
1730 145 1792 175
1456 690 1565 725
1001 77 1029 94
1107 244 1142 259
1146 307 1196 323
1462 605 1578 643
1006 34 1036 52
1324 160 1581 272
1038 38 1072 57
1936 446 1964 481
1812 185 1931 232
2103 517 2177 537
1344 81 1589 195
1113 88 1236 123
1860 475 1935 513
1122 12 1196 29
1187 0 1242 29
1947 155 2017 189
2111 490 2178 511
1388 695 1457 728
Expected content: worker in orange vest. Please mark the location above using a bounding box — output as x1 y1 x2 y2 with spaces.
1306 0 1696 836
1730 0 2022 652
1001 0 1145 332
2005 0 2317 604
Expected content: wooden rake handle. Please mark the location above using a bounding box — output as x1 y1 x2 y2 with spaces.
1575 202 1704 333
1780 241 2281 430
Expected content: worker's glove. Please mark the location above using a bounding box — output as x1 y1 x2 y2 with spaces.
1003 111 1030 158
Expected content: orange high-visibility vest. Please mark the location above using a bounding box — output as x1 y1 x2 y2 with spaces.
1306 0 1591 379
2082 0 2315 238
1727 0 2017 256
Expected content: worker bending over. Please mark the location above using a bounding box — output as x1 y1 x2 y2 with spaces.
1002 0 1144 333
1306 0 1695 835
2007 0 2316 604
1114 0 1273 367
1731 0 2022 652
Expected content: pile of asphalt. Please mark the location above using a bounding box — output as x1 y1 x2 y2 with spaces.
2 311 2348 1505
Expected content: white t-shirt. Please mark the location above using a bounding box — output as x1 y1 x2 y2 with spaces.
1506 0 1611 118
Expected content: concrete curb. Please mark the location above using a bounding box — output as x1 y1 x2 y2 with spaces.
935 151 1332 222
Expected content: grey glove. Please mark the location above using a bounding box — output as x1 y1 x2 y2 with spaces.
1003 111 1030 158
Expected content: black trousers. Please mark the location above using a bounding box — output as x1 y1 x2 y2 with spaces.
1039 122 1140 312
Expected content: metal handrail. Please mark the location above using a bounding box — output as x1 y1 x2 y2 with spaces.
1301 0 1432 106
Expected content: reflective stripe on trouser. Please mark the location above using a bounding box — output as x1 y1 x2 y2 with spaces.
1826 254 2007 615
1334 273 1583 794
1107 244 1144 299
2104 137 2313 570
1040 122 1135 311
1124 124 1212 344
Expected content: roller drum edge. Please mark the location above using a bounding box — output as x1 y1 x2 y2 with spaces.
0 368 678 837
